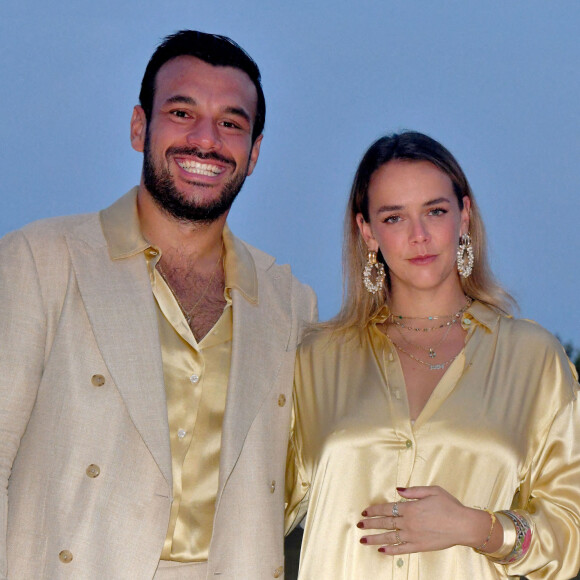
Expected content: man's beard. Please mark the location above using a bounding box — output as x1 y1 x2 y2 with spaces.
142 133 249 224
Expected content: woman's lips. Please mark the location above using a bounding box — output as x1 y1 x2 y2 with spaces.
408 254 437 265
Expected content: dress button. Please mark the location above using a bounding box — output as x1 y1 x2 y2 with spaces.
277 394 286 407
190 374 200 383
177 429 187 439
405 440 413 449
59 550 73 563
91 374 105 387
270 480 276 493
273 566 284 578
86 464 100 478
396 558 404 567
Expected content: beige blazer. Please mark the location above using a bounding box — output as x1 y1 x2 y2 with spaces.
0 197 316 579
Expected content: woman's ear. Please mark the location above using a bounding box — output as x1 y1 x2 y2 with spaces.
356 213 379 253
460 196 471 235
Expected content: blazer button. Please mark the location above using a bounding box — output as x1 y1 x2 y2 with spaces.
91 374 105 387
59 550 73 563
86 464 100 478
277 394 286 407
270 480 276 493
273 566 284 578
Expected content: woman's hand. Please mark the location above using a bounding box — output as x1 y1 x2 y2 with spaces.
357 486 495 555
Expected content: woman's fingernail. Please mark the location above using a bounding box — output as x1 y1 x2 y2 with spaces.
361 510 368 516
396 487 407 492
356 521 364 529
360 537 367 544
378 547 385 553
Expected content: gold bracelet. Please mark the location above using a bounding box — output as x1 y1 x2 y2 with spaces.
474 509 496 552
483 511 517 560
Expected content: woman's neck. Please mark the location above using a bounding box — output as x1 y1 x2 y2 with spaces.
389 286 469 319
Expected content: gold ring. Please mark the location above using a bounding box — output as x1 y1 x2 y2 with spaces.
395 529 403 545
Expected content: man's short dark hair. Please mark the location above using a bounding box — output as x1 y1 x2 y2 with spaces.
139 30 265 143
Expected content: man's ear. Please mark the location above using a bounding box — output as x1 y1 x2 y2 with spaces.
356 213 379 253
130 106 147 153
246 134 263 176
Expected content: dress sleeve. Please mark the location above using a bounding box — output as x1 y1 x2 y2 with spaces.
284 393 310 535
505 352 580 579
0 231 47 579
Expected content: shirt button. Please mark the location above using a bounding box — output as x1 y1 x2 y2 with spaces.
393 389 401 400
388 352 394 361
177 429 187 439
405 440 413 449
270 480 276 493
147 248 159 257
463 318 472 325
190 374 200 383
273 566 284 578
278 394 286 407
86 464 100 478
91 374 105 387
59 550 73 563
396 558 404 567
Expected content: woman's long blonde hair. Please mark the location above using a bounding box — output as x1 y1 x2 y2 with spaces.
325 131 516 334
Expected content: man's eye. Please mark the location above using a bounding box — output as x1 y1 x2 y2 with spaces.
171 110 189 118
221 121 241 129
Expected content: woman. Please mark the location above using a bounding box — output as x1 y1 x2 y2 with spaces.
286 132 580 578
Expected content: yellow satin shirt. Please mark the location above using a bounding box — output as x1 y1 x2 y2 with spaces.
104 194 254 562
286 301 580 579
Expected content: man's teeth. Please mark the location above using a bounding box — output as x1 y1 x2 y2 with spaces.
177 160 223 176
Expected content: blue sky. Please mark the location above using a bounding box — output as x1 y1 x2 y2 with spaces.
1 1 579 346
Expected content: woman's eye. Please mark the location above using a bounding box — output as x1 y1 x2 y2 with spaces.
384 215 400 224
429 208 447 216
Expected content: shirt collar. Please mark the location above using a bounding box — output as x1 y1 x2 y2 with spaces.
370 298 501 332
100 187 258 303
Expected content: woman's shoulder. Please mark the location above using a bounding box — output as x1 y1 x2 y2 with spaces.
495 312 578 396
298 324 363 357
497 313 566 353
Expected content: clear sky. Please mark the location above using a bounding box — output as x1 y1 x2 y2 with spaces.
1 1 579 346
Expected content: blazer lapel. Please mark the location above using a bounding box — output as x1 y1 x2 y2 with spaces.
217 266 292 497
66 220 172 489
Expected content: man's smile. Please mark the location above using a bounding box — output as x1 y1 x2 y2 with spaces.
175 158 225 177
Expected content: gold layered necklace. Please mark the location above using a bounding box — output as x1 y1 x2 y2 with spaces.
157 245 224 325
386 296 472 371
388 297 472 332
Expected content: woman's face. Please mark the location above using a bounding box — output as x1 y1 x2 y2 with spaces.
356 160 470 296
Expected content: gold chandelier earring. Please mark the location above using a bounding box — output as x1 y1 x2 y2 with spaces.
363 250 386 294
457 233 474 278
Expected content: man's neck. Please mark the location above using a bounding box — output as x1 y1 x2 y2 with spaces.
136 188 227 263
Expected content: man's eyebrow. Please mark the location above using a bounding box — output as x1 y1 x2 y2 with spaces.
164 95 197 106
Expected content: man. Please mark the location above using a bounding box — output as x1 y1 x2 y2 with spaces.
0 31 316 579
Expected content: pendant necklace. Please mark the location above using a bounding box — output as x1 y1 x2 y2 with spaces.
387 335 458 371
394 320 453 359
